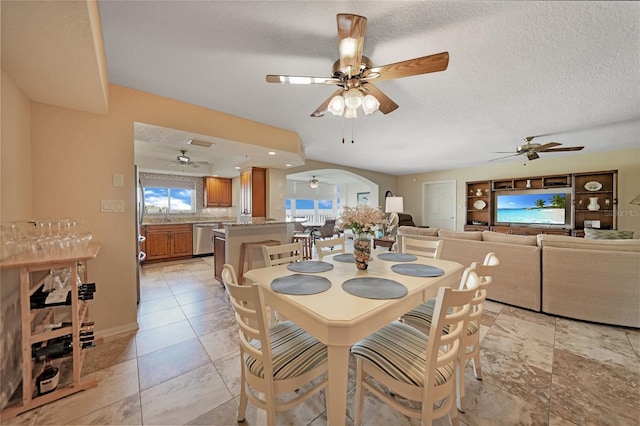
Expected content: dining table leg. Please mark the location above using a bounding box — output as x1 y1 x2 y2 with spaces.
326 344 351 425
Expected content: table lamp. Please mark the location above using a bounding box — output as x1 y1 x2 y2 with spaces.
385 196 404 238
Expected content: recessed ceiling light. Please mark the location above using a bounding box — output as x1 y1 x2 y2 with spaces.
187 139 214 148
268 151 276 155
285 163 292 167
234 166 241 170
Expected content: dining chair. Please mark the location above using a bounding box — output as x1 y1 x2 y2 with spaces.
221 264 329 425
315 236 346 260
312 218 337 243
401 252 500 412
350 267 480 426
400 237 443 259
262 241 303 267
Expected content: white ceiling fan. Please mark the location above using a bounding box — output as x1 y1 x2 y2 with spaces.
169 150 209 168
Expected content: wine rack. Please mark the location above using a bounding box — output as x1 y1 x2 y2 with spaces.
0 244 100 419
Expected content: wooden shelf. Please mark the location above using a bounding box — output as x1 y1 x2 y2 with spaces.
0 244 100 420
465 171 617 234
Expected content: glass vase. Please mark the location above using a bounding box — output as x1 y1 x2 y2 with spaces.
353 233 372 270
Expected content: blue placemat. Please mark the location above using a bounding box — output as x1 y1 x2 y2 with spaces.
333 253 355 263
377 253 418 262
391 264 444 277
271 274 332 295
342 277 408 299
287 261 334 273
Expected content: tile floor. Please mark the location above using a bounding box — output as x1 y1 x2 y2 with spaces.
5 254 640 425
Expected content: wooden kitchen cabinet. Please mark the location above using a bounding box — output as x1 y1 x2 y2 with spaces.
144 224 193 262
239 167 266 217
204 177 232 207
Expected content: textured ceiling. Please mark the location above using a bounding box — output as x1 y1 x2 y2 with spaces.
2 0 109 114
8 1 640 177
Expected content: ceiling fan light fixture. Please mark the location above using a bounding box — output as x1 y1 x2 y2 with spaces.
362 94 380 115
344 107 358 119
309 176 320 189
344 88 363 109
328 95 345 116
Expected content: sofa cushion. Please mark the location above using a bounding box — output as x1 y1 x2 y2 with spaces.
583 229 635 240
398 226 439 237
437 230 483 241
481 231 538 246
537 234 640 252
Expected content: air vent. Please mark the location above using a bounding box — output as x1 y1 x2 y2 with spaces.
187 139 214 148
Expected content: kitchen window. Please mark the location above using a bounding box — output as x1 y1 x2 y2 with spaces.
143 179 196 214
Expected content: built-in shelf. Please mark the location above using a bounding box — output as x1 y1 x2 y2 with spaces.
465 170 617 235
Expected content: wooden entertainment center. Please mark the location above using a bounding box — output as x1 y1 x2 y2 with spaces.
464 170 617 236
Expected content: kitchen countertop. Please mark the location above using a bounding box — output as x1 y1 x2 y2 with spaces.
141 218 234 226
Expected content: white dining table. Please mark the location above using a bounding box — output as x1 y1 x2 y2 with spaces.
243 249 464 425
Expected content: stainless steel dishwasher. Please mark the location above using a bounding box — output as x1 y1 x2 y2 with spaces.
192 223 217 256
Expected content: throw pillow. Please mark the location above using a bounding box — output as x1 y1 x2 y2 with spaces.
584 229 635 240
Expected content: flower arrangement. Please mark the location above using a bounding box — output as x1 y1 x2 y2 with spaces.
338 205 387 238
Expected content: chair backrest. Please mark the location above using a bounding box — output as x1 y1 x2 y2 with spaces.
262 241 303 267
316 219 337 238
397 213 416 227
464 252 500 328
293 221 307 234
315 237 346 260
401 237 442 258
423 268 480 392
221 264 274 379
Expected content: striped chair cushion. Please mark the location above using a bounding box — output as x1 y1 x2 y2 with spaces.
403 299 479 336
350 321 454 386
246 321 327 380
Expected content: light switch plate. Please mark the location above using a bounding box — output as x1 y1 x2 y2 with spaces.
113 174 124 187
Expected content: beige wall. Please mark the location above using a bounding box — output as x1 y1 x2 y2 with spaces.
1 71 32 220
396 148 640 236
8 83 301 336
0 71 32 409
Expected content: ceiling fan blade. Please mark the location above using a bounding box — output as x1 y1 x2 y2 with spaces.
526 152 540 161
535 142 562 152
541 146 585 152
266 74 341 85
489 153 521 162
310 88 345 117
189 163 200 168
363 52 449 82
337 13 367 76
363 83 399 114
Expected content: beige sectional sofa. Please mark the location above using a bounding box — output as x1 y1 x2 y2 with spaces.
396 226 640 328
537 235 640 328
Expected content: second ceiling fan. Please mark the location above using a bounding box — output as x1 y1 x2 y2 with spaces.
490 136 584 162
266 13 449 118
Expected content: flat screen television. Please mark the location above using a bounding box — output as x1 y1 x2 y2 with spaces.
495 190 571 227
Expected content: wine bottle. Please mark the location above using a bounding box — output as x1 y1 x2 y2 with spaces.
36 358 59 395
32 333 95 361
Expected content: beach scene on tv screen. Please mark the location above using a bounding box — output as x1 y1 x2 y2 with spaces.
496 193 566 224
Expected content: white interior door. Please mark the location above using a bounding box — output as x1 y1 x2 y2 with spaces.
422 180 456 230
